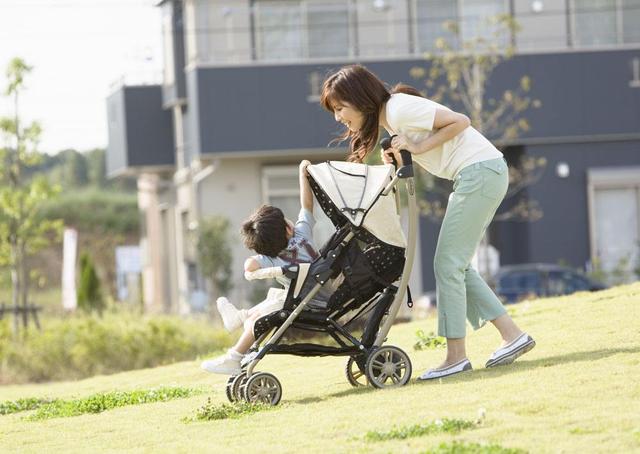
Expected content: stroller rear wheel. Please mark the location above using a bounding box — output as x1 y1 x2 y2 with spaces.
345 356 368 387
240 372 282 405
225 374 245 403
365 346 412 389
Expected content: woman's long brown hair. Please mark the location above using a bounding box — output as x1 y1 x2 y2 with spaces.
320 65 424 163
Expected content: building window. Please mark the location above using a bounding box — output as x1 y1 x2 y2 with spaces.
588 167 640 284
572 0 618 46
261 165 334 248
622 0 640 43
254 0 352 61
414 0 509 53
572 0 640 46
262 166 301 220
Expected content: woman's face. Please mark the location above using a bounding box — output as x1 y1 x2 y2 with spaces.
332 100 365 132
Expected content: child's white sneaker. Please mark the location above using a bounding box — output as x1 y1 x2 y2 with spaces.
216 297 248 331
200 349 243 375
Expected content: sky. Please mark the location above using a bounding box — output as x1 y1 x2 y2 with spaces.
0 0 163 154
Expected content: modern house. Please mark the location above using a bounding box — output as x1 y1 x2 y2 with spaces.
107 0 640 314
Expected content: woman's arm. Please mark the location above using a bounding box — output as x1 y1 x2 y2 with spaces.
391 108 470 156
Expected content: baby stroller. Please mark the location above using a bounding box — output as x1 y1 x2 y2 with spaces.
227 145 418 405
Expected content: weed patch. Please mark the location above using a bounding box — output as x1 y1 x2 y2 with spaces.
184 399 275 422
365 418 478 442
25 387 204 421
0 397 58 415
413 330 446 351
421 441 527 453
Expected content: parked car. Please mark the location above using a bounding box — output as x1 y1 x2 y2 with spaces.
492 263 607 304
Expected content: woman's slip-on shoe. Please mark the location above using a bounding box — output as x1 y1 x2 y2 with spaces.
417 358 473 381
485 332 536 368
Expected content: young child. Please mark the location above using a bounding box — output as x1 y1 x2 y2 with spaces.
201 160 318 375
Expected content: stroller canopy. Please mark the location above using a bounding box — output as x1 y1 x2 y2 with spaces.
308 161 406 248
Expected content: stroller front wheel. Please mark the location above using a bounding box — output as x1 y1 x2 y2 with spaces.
240 372 283 405
225 374 245 403
345 356 368 387
365 346 412 389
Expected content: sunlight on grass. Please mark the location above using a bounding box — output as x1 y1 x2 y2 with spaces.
0 282 638 453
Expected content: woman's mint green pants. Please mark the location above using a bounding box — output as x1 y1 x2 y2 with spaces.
434 157 509 338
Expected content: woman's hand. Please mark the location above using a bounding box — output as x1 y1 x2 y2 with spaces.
381 146 403 166
390 135 417 154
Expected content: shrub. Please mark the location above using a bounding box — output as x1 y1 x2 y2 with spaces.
196 217 233 299
77 252 104 314
0 313 234 383
38 189 138 235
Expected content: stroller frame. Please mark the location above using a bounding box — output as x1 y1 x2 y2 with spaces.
230 150 418 404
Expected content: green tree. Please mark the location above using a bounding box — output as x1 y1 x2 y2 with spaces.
409 15 546 276
61 149 89 187
86 148 107 188
77 251 105 314
0 58 62 336
196 216 233 301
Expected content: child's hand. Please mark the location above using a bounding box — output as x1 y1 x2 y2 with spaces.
299 160 311 176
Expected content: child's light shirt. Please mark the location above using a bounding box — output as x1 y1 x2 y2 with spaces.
253 208 319 289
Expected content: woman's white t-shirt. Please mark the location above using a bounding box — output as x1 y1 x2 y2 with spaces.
384 93 502 180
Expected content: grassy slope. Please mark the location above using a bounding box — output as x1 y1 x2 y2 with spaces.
1 283 639 453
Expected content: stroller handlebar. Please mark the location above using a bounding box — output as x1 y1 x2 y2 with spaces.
380 136 414 178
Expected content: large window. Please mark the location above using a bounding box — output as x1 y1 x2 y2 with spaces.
572 0 618 46
588 167 640 284
414 0 509 52
572 0 640 46
255 0 352 61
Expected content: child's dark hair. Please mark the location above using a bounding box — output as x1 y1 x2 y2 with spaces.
241 205 289 257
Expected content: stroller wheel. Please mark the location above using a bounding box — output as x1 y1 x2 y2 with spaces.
365 346 412 389
225 374 245 403
345 356 368 387
240 372 282 406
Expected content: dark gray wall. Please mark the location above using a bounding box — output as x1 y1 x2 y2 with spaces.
106 85 175 176
186 49 640 156
420 142 640 291
519 141 640 267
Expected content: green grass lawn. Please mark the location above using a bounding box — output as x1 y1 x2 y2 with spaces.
1 283 639 453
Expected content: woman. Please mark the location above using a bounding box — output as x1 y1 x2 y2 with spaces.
320 64 535 380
